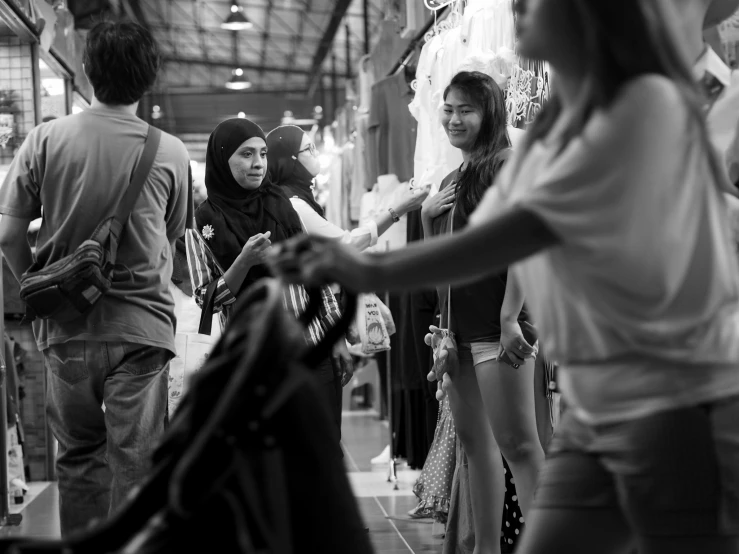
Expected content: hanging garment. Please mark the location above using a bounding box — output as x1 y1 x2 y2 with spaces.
341 141 354 229
411 397 456 522
351 113 372 220
409 0 517 194
362 174 409 251
325 150 345 228
410 34 455 193
358 55 376 113
368 71 418 184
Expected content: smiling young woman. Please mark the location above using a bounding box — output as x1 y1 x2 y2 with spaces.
420 71 542 554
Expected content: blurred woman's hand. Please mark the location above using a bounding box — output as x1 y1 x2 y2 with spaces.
395 183 431 215
268 235 376 291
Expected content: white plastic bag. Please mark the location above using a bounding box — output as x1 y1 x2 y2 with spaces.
169 284 221 415
355 293 393 354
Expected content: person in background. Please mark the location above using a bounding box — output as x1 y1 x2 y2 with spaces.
190 118 347 446
265 125 429 251
0 22 191 536
422 70 542 554
266 124 430 445
270 0 739 552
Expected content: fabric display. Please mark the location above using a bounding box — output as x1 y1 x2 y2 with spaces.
410 0 515 191
323 109 357 230
359 174 409 251
323 58 376 229
369 70 418 186
409 0 549 192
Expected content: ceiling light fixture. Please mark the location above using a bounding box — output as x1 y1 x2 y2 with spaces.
221 2 253 31
226 68 252 90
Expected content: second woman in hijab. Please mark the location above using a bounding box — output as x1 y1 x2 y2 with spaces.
266 124 429 249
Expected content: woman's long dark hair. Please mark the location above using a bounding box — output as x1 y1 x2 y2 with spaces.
519 0 732 195
444 71 511 219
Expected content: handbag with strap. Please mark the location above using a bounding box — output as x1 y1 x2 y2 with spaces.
19 126 162 323
168 279 220 416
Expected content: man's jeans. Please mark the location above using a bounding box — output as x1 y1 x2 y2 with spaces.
44 341 170 537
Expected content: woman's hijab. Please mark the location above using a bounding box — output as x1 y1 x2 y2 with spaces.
195 118 303 280
266 125 326 218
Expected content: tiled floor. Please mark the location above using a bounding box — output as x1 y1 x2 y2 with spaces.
0 412 440 553
0 482 59 539
343 411 444 554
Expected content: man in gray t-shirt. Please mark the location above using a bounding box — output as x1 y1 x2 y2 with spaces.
0 22 191 536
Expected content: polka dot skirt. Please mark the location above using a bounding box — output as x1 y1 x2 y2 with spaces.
412 397 456 522
501 457 523 553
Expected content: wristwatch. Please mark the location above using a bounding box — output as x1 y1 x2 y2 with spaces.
388 207 400 223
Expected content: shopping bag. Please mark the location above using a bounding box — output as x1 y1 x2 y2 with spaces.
377 295 396 336
355 293 392 354
169 281 220 415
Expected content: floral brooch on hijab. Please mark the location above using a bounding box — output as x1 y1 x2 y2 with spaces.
202 224 215 241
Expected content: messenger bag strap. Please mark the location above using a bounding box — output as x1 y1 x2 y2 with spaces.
106 126 162 264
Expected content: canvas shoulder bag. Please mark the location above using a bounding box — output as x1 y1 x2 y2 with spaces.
19 126 162 323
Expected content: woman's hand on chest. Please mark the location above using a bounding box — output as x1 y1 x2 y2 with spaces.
422 184 456 221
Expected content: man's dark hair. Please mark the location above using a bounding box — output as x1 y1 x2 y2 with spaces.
84 21 160 105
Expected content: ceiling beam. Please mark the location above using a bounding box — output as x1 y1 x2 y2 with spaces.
191 0 209 63
148 23 324 42
139 1 175 52
260 0 274 76
306 0 354 95
162 86 314 96
162 56 352 78
120 0 152 29
168 0 370 18
284 0 308 87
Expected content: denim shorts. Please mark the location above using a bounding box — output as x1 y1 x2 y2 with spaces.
459 341 500 367
534 396 739 537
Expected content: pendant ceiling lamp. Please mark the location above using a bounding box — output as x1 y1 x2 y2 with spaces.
221 2 253 31
226 68 252 90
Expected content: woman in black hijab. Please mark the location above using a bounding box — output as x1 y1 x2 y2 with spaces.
266 125 429 250
192 118 347 446
196 118 303 294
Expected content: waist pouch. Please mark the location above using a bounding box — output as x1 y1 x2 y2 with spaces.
19 240 113 323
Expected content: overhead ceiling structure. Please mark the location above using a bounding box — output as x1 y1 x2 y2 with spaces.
44 0 390 159
135 0 385 133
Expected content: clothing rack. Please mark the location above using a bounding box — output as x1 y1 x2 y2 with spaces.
387 6 449 77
